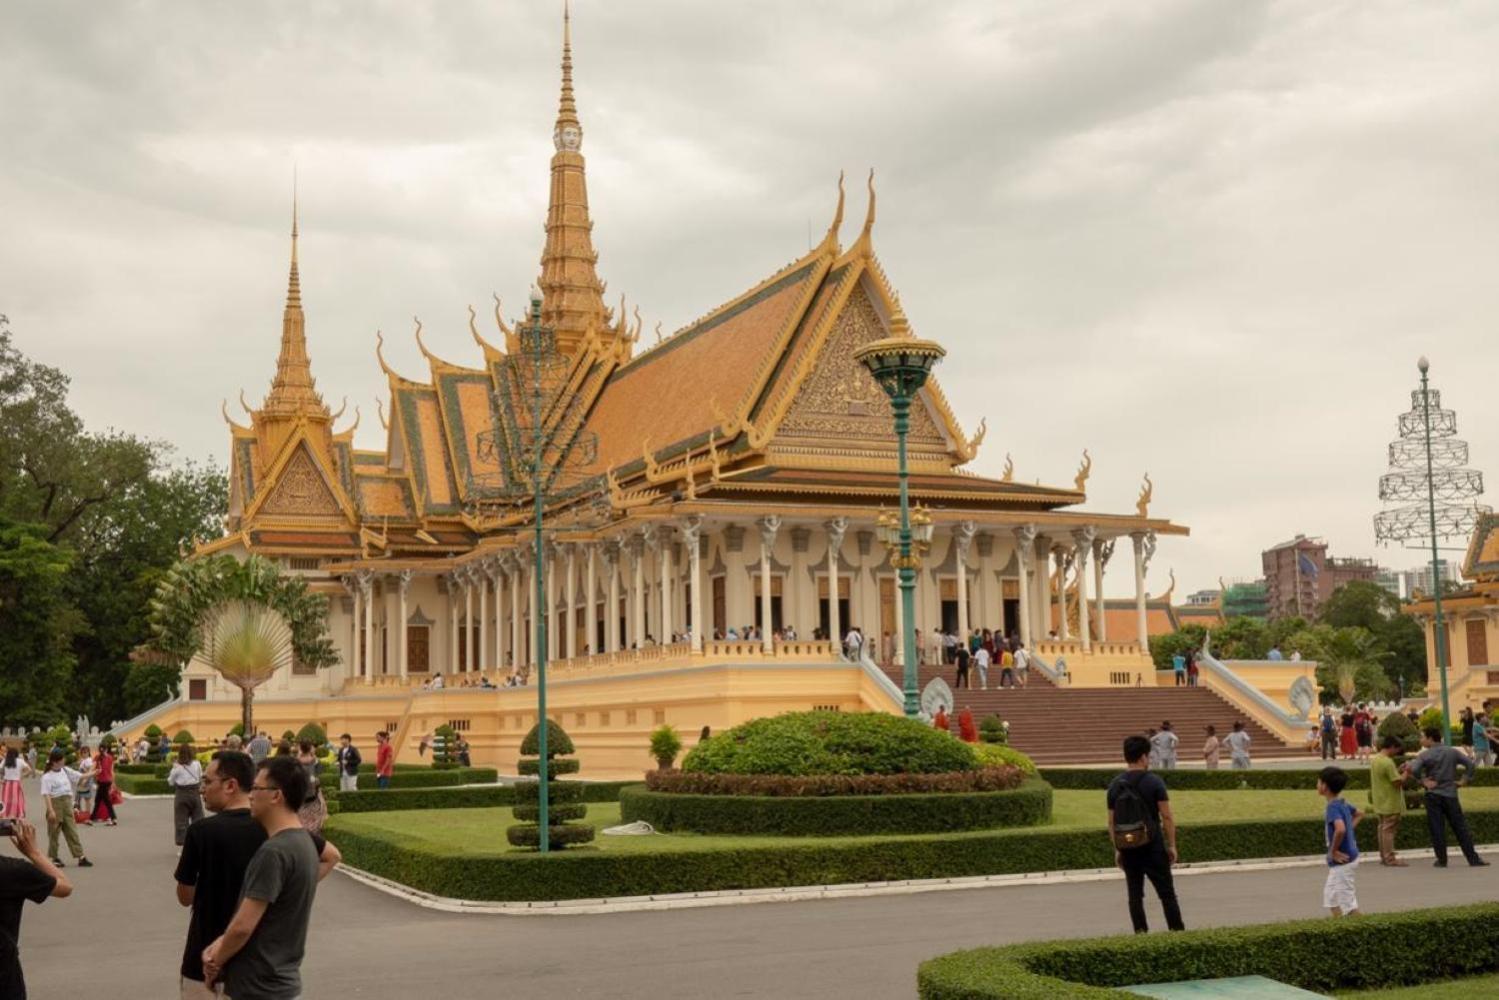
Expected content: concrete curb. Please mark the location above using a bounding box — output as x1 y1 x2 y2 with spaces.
334 843 1498 917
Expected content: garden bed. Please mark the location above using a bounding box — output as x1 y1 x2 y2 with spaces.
323 794 1499 903
619 777 1051 836
917 902 1499 998
1039 766 1499 792
330 780 636 814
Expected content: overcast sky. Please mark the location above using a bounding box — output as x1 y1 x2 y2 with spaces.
4 0 1497 598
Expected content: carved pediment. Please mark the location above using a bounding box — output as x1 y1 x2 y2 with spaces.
779 286 947 445
258 445 344 519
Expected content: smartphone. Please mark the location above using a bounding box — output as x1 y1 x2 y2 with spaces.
0 818 14 836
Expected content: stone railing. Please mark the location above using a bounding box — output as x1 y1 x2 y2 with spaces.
343 638 843 691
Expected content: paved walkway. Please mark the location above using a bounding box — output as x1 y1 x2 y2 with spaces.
16 796 1499 999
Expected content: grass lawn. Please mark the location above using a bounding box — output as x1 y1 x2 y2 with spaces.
1336 972 1499 997
328 787 1499 859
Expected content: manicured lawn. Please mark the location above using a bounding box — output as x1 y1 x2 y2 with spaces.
330 787 1499 859
1336 972 1499 997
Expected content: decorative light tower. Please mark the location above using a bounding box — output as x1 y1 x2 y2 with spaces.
855 319 945 717
1374 358 1489 741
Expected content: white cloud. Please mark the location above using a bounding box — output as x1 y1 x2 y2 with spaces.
3 0 1497 596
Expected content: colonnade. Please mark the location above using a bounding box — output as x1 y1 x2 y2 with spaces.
337 518 1159 684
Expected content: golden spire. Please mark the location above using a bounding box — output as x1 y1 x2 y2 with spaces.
538 0 609 356
262 187 328 419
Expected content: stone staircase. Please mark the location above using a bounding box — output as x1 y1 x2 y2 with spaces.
883 662 1309 766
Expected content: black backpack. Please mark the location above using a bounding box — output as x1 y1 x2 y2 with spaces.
1111 772 1154 851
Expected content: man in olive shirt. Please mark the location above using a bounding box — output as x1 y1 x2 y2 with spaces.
1369 736 1408 866
1406 726 1489 868
203 756 324 999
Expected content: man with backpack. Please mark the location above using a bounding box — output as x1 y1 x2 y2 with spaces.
1320 707 1338 760
1106 735 1185 934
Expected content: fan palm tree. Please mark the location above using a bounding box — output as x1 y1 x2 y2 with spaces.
147 554 337 729
202 600 294 735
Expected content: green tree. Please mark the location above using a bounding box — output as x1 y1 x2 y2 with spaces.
1211 616 1271 659
147 554 338 732
1148 624 1207 669
1320 581 1426 695
0 517 82 726
0 318 227 726
1288 623 1396 704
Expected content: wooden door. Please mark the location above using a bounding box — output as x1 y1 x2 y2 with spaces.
407 625 430 673
879 577 896 652
1466 619 1489 667
712 576 726 635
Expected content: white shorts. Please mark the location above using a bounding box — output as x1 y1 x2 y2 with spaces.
1323 858 1359 911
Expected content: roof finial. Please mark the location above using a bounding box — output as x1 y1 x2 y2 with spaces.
287 167 301 309
554 0 580 147
818 171 845 252
854 169 877 258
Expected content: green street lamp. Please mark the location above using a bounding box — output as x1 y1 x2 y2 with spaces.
855 332 945 717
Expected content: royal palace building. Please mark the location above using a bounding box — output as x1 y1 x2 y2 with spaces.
128 11 1210 774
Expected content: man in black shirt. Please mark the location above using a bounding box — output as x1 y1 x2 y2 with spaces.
1106 734 1185 934
0 818 72 1000
174 750 340 998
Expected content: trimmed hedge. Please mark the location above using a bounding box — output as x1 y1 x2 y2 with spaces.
317 767 498 791
684 711 977 776
643 767 1025 797
917 903 1499 999
330 780 636 814
620 777 1052 836
114 774 172 795
115 763 159 775
1040 766 1499 792
327 805 1499 903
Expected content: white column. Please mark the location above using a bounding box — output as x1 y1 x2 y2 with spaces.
545 545 559 662
1053 548 1070 640
476 567 488 671
605 543 621 653
565 543 578 660
1015 525 1035 651
954 521 975 645
658 528 675 642
488 560 503 668
758 515 781 652
397 570 411 679
1093 539 1111 643
892 563 905 668
1132 531 1154 647
1073 527 1094 653
585 543 598 654
345 577 361 681
360 571 374 679
630 537 646 647
1032 535 1049 640
682 517 705 652
826 517 847 654
509 556 522 671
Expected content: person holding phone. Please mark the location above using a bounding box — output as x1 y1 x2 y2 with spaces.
0 817 73 999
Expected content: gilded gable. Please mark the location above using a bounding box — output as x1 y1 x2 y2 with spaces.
258 445 345 520
778 285 948 451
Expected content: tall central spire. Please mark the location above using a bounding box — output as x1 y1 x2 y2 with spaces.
263 189 328 418
538 0 609 356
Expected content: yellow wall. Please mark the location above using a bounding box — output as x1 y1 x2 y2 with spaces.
121 661 898 781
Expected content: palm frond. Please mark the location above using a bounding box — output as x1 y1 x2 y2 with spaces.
202 600 294 691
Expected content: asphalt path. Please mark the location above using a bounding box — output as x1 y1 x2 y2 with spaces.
15 794 1499 999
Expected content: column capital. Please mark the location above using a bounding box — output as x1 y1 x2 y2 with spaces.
1072 526 1096 566
355 569 374 594
825 516 848 551
397 569 414 595
679 514 704 545
1094 537 1116 568
758 514 782 551
602 538 622 565
954 520 977 558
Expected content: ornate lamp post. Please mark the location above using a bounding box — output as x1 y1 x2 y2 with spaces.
1374 357 1488 744
855 333 945 716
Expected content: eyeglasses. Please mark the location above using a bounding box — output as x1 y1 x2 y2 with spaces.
249 783 280 795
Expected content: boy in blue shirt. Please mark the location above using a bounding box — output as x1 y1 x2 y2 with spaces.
1319 766 1363 917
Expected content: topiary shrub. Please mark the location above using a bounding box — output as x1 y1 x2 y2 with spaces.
295 722 327 748
144 724 163 740
507 719 595 851
649 725 682 770
979 715 1008 745
42 725 77 766
1417 706 1445 736
143 724 165 762
682 711 978 776
1377 710 1420 754
432 724 458 767
228 722 246 738
173 729 194 745
279 729 295 743
973 742 1037 775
